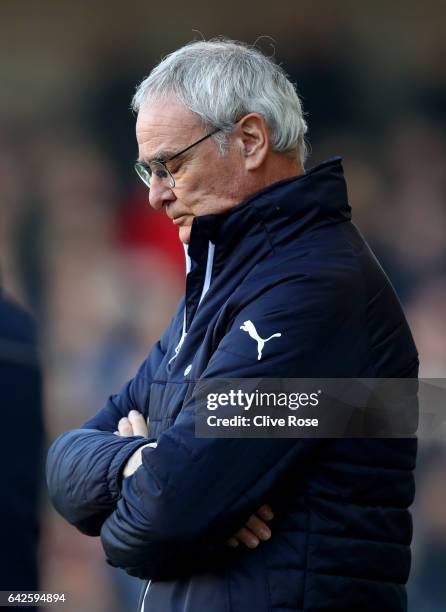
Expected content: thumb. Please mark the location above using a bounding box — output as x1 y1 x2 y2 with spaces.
128 410 149 437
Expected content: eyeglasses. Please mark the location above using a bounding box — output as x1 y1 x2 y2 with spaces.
134 126 221 189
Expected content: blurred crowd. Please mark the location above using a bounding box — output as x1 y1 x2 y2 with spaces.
1 26 446 612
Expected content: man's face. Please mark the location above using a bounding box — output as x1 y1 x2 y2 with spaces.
136 97 246 244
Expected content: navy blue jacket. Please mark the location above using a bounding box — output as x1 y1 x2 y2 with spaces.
47 158 418 611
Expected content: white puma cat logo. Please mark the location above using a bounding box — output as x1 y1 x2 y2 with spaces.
240 320 282 360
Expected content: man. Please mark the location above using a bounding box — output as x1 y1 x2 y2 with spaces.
47 39 418 611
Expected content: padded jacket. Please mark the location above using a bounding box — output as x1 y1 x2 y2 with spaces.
47 158 418 612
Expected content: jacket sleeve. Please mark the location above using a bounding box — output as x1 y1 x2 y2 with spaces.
100 272 354 579
46 309 179 536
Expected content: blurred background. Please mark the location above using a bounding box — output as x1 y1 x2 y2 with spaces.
0 1 445 610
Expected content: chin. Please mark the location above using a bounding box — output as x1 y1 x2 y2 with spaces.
179 226 191 244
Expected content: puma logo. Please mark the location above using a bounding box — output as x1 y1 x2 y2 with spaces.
240 320 282 360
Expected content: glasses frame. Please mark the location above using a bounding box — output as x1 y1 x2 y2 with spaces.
134 126 221 189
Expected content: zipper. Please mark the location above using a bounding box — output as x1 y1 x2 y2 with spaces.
139 580 151 611
168 241 215 364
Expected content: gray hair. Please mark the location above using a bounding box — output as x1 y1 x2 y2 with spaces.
132 38 308 163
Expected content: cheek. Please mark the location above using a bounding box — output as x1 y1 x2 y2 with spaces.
200 164 232 195
175 156 242 212
173 173 200 199
177 174 211 207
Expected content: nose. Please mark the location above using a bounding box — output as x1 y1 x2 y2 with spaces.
148 177 176 210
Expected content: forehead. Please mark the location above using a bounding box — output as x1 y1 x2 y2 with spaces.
136 97 202 159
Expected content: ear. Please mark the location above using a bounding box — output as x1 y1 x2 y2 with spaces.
236 113 270 171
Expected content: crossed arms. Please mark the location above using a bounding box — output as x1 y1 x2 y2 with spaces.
47 277 338 579
115 409 274 551
47 390 317 579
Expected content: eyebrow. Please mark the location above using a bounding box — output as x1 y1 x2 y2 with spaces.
138 149 180 165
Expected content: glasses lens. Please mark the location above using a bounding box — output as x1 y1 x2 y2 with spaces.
151 161 175 188
134 161 175 189
135 162 152 187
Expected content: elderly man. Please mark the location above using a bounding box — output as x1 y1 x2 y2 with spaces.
47 39 418 612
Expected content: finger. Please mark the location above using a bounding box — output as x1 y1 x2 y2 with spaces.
232 527 259 549
113 431 119 435
128 410 149 437
225 537 239 548
256 504 274 521
118 417 133 437
245 514 271 541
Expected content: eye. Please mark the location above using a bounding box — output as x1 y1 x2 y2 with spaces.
154 167 169 179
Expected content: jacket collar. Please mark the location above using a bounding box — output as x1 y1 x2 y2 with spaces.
179 157 350 336
189 156 351 260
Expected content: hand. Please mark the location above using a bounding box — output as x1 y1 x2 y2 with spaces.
114 410 156 478
226 504 274 549
122 442 156 478
114 409 149 438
